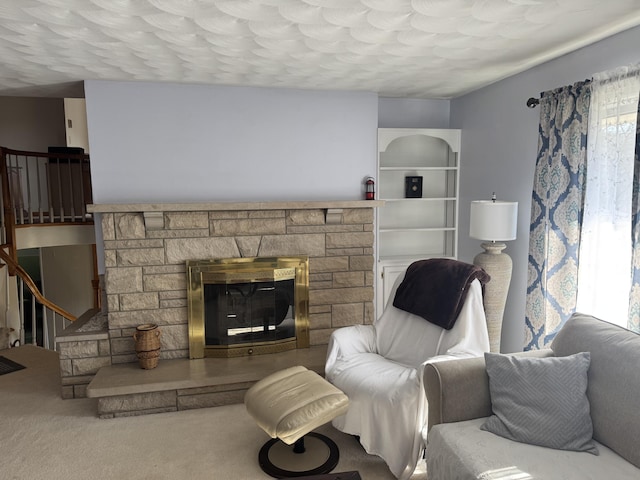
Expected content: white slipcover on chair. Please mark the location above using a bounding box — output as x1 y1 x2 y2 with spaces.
325 266 490 479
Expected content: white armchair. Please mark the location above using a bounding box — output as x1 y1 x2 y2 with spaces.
325 260 490 479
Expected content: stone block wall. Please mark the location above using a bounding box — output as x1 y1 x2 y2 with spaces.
99 203 377 365
56 311 110 399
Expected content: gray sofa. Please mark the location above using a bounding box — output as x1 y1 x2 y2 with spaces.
423 313 640 480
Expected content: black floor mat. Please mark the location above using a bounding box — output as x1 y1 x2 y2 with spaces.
0 356 25 376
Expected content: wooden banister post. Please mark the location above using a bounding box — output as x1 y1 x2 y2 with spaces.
0 147 18 274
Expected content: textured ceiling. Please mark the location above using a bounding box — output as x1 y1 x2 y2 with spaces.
1 0 640 99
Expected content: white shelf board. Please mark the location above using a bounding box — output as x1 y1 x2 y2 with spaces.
380 197 457 202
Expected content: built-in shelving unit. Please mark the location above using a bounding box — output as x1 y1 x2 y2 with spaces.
376 128 461 315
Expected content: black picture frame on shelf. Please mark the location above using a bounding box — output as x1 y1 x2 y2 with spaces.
405 176 423 198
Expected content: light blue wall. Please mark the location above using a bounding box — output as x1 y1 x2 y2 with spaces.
451 25 640 353
84 81 379 203
378 97 450 128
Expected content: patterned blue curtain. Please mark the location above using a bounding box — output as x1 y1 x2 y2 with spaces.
525 81 591 350
630 98 640 333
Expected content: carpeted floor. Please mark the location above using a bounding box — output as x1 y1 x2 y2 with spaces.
0 345 427 480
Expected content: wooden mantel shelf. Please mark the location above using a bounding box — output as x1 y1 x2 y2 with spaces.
87 200 384 213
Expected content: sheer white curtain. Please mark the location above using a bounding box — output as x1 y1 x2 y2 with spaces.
576 64 640 326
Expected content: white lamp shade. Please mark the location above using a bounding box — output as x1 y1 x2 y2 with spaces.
470 200 518 241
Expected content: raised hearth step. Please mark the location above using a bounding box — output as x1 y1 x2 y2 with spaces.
86 345 327 418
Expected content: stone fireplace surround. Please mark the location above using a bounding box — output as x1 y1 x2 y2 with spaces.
58 200 381 416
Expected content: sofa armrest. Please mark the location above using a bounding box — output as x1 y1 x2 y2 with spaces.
424 349 554 431
424 356 490 431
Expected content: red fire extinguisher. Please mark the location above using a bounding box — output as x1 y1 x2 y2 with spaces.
365 177 375 200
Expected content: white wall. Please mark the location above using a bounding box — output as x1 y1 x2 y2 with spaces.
84 81 378 203
451 25 640 353
64 98 90 152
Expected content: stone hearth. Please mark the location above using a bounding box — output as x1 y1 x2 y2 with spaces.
58 200 382 413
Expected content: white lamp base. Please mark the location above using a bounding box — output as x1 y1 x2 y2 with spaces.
473 242 513 353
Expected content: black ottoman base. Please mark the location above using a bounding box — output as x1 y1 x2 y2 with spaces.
258 432 340 478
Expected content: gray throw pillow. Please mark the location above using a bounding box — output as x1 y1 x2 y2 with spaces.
481 351 598 455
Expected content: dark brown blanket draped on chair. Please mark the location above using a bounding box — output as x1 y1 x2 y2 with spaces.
393 258 490 329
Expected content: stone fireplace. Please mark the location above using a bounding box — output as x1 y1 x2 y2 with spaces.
87 200 381 366
57 200 382 404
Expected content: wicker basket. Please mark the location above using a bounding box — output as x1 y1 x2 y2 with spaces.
136 348 160 369
133 323 162 369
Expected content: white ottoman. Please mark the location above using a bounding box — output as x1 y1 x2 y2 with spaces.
245 365 349 478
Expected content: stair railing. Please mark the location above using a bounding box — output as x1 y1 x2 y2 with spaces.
0 146 93 268
0 246 76 349
0 146 92 224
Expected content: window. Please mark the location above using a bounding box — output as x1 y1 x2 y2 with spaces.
576 69 640 327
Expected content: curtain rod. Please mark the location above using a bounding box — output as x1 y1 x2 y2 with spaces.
527 78 595 108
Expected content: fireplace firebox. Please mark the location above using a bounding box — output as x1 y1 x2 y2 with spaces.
187 256 309 358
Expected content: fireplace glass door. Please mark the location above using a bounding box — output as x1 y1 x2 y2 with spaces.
204 277 295 346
